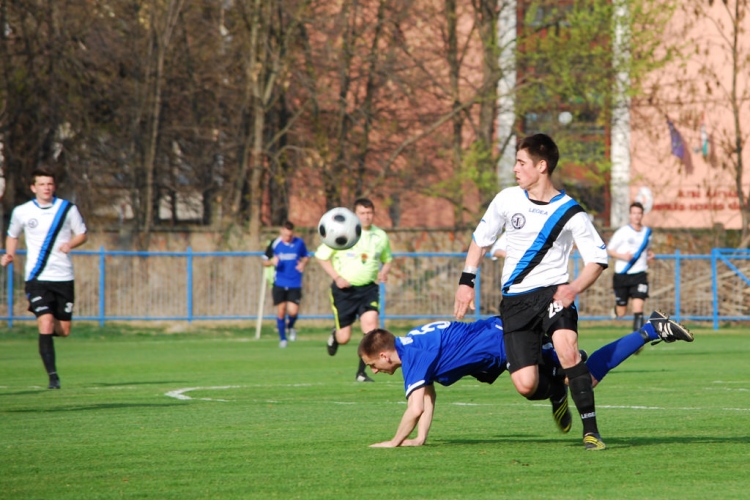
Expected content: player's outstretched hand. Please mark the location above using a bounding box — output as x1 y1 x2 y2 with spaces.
454 285 475 319
552 283 578 308
0 254 12 267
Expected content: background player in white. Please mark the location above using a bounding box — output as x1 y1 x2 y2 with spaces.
607 202 654 332
454 133 609 450
1 170 87 389
360 312 692 448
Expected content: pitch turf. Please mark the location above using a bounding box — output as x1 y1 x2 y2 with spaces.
0 322 748 499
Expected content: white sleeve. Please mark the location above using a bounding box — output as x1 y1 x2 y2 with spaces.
472 192 507 248
570 212 608 266
6 207 23 238
68 205 87 235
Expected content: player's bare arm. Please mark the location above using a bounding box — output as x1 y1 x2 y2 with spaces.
317 258 351 288
1 237 19 266
454 241 486 319
553 263 605 307
296 256 308 273
58 233 88 254
400 385 436 447
370 386 427 448
378 261 392 283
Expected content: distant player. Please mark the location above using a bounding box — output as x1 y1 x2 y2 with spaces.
607 202 655 332
263 221 309 348
316 198 393 382
1 169 88 389
360 311 693 448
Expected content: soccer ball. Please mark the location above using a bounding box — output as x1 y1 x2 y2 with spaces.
318 207 362 250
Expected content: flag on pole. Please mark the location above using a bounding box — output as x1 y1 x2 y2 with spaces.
667 118 694 175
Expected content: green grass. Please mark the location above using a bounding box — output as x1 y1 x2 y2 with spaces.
1 322 748 499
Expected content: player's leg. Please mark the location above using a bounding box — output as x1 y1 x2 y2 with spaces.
354 302 380 382
613 274 628 318
286 289 301 341
54 319 72 337
37 314 60 389
551 327 603 450
272 287 287 346
631 274 649 331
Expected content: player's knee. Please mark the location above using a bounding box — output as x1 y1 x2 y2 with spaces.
512 378 537 397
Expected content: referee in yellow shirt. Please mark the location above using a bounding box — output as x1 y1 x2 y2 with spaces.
316 198 393 382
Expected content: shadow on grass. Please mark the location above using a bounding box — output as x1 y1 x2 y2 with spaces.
439 434 750 447
6 402 184 413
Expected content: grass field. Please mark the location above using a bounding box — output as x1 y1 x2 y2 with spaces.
0 321 748 499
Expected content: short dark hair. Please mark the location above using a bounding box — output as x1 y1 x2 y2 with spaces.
517 133 559 176
282 220 295 230
353 198 374 211
358 328 395 358
630 202 644 212
30 169 56 185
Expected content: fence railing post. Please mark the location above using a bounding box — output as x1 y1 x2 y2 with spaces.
380 281 386 328
7 261 13 328
99 246 106 327
711 248 719 330
674 249 681 323
187 247 193 323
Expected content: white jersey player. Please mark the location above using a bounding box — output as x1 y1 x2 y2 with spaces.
1 170 88 389
607 201 654 331
454 133 609 451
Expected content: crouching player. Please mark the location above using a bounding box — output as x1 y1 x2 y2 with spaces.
359 311 693 450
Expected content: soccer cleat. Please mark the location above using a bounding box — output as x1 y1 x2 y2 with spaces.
288 328 297 342
48 375 61 390
326 329 339 356
279 340 288 348
550 387 572 433
648 311 694 344
356 372 374 383
583 433 607 451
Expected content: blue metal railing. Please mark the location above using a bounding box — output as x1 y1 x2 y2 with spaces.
1 248 748 329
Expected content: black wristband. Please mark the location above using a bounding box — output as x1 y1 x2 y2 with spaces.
459 272 476 288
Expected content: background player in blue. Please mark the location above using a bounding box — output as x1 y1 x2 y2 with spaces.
1 170 87 389
263 221 308 348
359 311 693 448
454 133 610 450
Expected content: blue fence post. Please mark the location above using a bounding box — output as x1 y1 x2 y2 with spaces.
674 250 681 323
7 261 13 328
711 248 719 330
187 247 193 324
379 281 386 328
99 246 106 327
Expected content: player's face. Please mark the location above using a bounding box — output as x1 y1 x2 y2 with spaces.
514 149 544 191
355 205 374 230
280 227 294 243
30 176 56 204
361 353 398 375
629 207 644 227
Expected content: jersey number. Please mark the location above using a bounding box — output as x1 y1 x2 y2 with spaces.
65 302 74 313
407 321 450 337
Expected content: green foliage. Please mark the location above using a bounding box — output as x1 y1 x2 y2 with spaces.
0 324 748 499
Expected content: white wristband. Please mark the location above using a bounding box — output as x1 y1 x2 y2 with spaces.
463 266 479 274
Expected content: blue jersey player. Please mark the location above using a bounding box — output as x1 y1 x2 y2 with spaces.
263 221 308 347
359 311 692 448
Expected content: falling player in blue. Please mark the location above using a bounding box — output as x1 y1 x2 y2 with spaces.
359 311 693 448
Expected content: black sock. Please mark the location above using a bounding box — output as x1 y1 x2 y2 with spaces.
566 361 599 436
38 334 57 377
527 369 555 401
633 312 644 331
357 358 367 375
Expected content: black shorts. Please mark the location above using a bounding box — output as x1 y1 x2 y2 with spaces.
25 280 76 321
272 286 302 306
613 272 649 305
500 286 578 373
330 282 379 329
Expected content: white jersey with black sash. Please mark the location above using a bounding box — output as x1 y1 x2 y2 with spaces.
473 186 608 296
607 224 652 274
7 197 87 282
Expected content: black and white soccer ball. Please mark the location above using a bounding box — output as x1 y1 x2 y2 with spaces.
318 207 362 250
